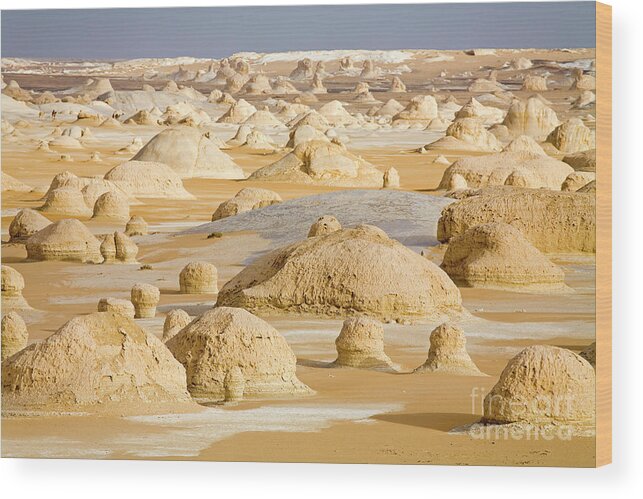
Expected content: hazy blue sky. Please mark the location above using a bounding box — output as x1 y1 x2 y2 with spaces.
1 2 595 60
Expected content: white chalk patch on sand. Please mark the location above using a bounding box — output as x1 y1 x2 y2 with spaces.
2 403 402 459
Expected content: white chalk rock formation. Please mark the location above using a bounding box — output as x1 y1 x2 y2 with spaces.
166 307 312 400
217 225 462 321
125 215 148 236
522 75 548 91
318 100 357 127
248 140 384 187
545 118 595 154
483 345 595 426
26 219 102 263
383 167 400 188
502 96 559 140
104 161 194 199
1 312 28 361
414 323 483 375
179 262 218 294
1 312 193 415
437 187 596 253
92 190 130 222
389 76 407 93
1 266 30 310
332 316 394 370
441 222 567 292
97 297 135 318
9 209 51 243
307 215 342 237
286 124 329 148
130 283 160 318
426 118 502 152
562 149 595 172
454 98 504 125
393 95 438 123
39 187 92 217
217 99 257 124
438 151 573 190
310 73 327 94
290 58 315 80
162 309 192 343
132 128 244 179
502 135 547 156
212 188 282 221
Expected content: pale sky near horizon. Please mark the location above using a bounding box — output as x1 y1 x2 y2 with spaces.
1 2 595 60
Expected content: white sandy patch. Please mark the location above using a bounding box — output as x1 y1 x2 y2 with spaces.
2 403 402 459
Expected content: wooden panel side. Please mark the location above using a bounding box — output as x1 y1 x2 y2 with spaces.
595 1 612 468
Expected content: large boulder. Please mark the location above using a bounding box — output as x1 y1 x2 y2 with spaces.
502 96 560 140
437 151 573 191
104 160 194 199
217 225 462 321
437 187 596 253
248 140 384 187
132 128 245 179
483 345 595 426
166 307 311 400
441 222 567 292
2 312 194 415
26 219 102 263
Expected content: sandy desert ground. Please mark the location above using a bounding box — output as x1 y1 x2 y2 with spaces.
1 47 597 465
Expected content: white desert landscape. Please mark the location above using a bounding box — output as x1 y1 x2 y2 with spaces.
1 45 598 466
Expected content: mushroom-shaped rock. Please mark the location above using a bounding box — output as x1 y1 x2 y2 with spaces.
212 188 282 221
482 345 595 426
383 167 400 188
125 215 148 236
92 190 130 222
1 312 193 414
179 262 218 294
132 128 244 179
217 225 462 321
26 219 102 263
162 309 192 343
307 215 342 237
165 307 311 400
9 209 51 243
97 297 135 318
438 151 573 191
131 283 160 318
1 312 28 361
414 323 483 375
39 187 92 217
441 223 567 292
1 266 30 311
104 161 194 200
114 231 138 263
437 187 596 253
332 317 394 370
100 234 117 262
